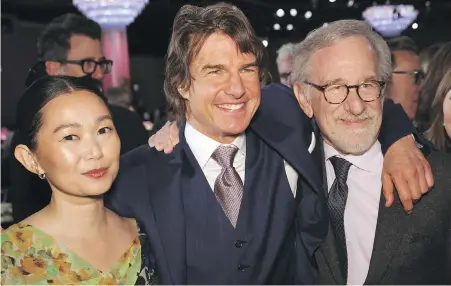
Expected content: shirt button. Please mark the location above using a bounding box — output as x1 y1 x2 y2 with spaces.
237 264 249 271
235 240 244 248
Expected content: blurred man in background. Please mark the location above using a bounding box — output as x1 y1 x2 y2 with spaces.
107 87 134 110
386 36 424 120
276 42 297 87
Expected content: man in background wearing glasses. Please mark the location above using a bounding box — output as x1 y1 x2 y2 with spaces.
387 36 424 120
9 14 148 222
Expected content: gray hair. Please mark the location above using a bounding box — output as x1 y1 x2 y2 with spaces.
291 20 392 92
276 42 297 65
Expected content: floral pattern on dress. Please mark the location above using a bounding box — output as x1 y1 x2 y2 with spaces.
1 223 157 285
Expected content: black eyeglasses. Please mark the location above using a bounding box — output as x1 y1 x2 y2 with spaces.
392 70 425 85
304 80 386 104
58 59 113 75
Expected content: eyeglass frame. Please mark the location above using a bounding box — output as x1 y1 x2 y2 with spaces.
57 58 113 76
392 70 425 85
303 80 386 104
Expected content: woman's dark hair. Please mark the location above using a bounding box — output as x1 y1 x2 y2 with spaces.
425 69 451 150
16 75 107 150
415 42 451 132
419 42 444 74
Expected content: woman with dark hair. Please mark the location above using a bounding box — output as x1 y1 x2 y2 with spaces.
419 42 444 74
425 69 451 151
416 42 451 132
1 76 155 285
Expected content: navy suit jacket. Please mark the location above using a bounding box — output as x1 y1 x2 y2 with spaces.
106 85 328 284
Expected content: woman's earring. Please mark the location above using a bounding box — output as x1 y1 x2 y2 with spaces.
35 164 46 180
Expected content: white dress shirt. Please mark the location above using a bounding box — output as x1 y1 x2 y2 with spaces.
324 141 383 285
184 122 298 196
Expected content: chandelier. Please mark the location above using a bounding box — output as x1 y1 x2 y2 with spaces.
73 0 149 29
362 5 419 37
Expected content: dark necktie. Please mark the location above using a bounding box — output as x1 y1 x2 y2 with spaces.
211 145 244 228
328 156 352 283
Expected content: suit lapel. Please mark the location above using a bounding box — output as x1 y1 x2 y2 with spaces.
365 192 411 284
313 137 346 284
311 123 326 195
146 125 188 284
319 225 346 284
250 114 322 195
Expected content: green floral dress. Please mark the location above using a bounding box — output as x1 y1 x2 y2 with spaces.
1 223 156 285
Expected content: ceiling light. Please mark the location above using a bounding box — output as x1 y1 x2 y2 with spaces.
304 11 312 19
362 4 418 37
273 23 281 30
276 9 285 17
290 9 298 16
287 24 294 30
73 0 149 28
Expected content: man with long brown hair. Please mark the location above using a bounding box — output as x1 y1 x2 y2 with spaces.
107 3 327 284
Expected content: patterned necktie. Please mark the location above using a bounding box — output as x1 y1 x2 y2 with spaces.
211 145 244 228
328 156 353 283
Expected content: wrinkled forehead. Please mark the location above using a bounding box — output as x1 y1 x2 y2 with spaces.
393 50 421 69
309 36 378 83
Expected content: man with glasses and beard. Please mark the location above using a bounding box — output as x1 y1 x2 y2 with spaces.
293 21 450 285
387 36 425 120
10 14 148 222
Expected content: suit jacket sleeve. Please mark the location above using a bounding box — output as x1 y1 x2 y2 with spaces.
105 174 133 218
378 99 415 153
109 105 149 154
259 84 313 146
105 146 149 217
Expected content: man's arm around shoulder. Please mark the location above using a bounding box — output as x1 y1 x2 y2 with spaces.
105 145 152 217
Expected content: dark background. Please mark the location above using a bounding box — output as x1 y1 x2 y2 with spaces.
2 0 451 127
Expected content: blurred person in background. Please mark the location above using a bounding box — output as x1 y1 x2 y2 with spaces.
416 42 451 132
276 42 297 87
425 69 451 152
10 13 148 223
105 86 149 150
386 36 424 120
107 87 133 110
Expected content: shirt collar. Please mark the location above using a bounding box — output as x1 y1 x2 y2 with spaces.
184 122 246 169
323 140 383 175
